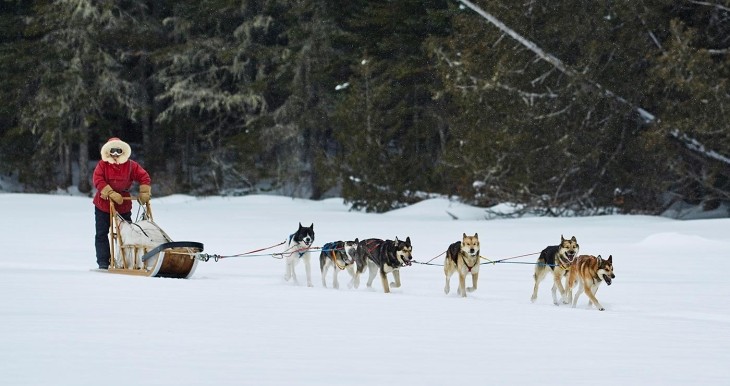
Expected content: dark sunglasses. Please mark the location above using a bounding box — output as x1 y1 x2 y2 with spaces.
109 148 123 155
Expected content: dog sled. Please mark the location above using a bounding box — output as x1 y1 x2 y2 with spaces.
106 198 204 278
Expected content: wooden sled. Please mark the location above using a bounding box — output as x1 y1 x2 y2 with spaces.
108 198 203 278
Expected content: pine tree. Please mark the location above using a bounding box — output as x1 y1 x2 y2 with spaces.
333 0 451 211
14 1 157 192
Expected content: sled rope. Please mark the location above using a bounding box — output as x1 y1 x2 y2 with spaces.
490 252 540 263
480 255 496 265
196 243 345 262
424 250 446 264
412 260 444 267
194 240 287 261
497 261 560 267
413 251 540 268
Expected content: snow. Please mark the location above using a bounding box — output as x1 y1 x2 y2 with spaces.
1 193 728 385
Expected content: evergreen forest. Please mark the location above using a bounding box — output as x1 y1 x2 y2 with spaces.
1 0 728 215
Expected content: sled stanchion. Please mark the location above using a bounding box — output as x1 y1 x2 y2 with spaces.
109 201 115 268
102 198 205 278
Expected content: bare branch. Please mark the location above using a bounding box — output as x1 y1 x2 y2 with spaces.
456 0 657 123
669 129 730 166
689 1 730 13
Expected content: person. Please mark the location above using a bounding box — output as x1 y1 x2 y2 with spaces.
92 137 151 269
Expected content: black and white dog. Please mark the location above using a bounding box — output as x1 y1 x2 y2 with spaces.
283 223 315 287
319 239 359 289
352 237 413 293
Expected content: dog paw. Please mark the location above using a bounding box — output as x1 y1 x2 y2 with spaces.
598 307 605 311
444 286 450 295
467 287 476 292
389 282 400 288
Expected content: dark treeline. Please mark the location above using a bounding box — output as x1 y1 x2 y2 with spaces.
1 0 728 215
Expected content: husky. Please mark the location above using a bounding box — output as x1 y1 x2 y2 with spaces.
352 237 413 293
319 239 359 289
565 254 615 311
283 223 315 287
444 233 481 298
530 235 579 305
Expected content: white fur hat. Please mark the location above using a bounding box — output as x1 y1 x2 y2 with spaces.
100 137 131 164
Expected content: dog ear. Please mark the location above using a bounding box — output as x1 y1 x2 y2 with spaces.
571 236 577 242
298 222 303 229
561 234 565 241
607 255 612 262
406 236 411 245
310 223 314 230
463 232 467 238
474 233 478 238
354 238 359 243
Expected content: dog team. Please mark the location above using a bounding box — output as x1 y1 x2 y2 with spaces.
284 223 616 311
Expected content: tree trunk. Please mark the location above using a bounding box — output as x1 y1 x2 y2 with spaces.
62 143 72 188
78 122 91 193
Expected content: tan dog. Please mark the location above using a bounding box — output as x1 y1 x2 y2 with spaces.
565 255 615 311
531 235 579 305
444 233 480 297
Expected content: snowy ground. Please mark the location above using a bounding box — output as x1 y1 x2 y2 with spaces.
1 193 728 385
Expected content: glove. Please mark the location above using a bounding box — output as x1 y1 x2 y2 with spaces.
138 184 151 204
100 185 123 205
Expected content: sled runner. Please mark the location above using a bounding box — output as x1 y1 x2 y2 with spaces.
107 198 203 278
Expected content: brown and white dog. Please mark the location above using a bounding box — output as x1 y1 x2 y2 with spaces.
530 235 579 305
565 254 615 311
444 233 480 298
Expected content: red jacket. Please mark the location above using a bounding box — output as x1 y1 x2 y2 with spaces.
93 160 151 213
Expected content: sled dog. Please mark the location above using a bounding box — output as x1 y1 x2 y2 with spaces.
530 235 579 305
283 223 315 287
565 254 615 311
319 239 359 289
444 233 481 298
353 237 413 293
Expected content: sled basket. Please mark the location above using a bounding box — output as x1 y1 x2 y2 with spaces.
108 199 203 278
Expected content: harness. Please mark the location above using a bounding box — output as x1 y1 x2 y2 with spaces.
322 242 347 270
593 255 605 282
461 253 479 272
364 239 382 254
288 233 308 258
557 253 575 271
